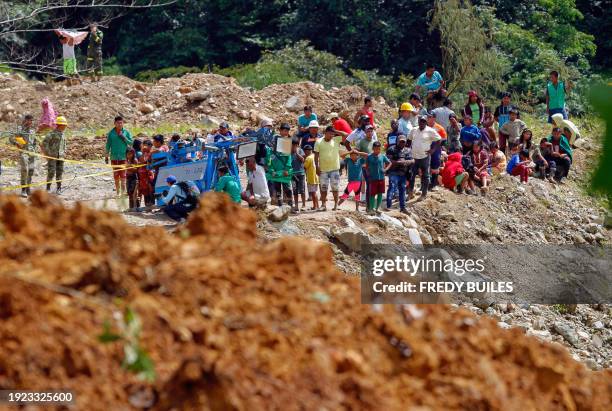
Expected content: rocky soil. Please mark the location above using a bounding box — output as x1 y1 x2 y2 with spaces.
0 192 610 410
0 72 395 133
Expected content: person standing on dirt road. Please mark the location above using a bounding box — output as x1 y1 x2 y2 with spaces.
10 114 37 197
314 126 343 211
105 116 133 196
87 23 104 82
41 115 68 194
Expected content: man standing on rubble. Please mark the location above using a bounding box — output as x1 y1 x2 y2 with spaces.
106 116 133 196
41 116 68 194
10 114 37 197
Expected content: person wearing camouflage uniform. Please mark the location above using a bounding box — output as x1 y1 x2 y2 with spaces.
42 116 68 194
87 24 103 81
9 114 37 197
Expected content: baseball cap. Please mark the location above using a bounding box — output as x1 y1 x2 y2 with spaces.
308 120 320 128
418 115 428 122
365 124 374 130
427 111 436 118
398 134 407 141
166 175 177 184
329 112 339 119
219 121 229 129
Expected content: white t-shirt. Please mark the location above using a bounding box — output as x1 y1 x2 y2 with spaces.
431 106 455 130
408 126 442 160
62 43 75 59
247 164 270 199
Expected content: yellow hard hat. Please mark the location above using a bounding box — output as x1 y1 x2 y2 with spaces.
400 102 414 112
55 116 68 126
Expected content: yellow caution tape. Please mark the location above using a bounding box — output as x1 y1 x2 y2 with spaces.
1 143 119 169
1 162 146 192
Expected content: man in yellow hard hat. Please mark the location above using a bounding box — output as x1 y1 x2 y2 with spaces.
398 102 414 137
42 115 68 194
9 114 36 197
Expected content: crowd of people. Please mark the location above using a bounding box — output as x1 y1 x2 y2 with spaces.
6 66 579 221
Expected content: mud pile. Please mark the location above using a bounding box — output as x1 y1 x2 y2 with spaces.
0 192 610 410
0 72 395 132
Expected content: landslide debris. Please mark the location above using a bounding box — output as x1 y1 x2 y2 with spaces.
0 191 610 410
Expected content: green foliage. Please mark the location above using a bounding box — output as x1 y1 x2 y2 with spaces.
98 307 156 382
135 66 203 83
430 0 509 98
102 57 123 77
590 84 612 201
215 61 303 90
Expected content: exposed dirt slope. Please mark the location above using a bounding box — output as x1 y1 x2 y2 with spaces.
0 192 609 410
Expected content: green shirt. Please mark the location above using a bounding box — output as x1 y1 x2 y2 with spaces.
265 147 293 183
215 174 241 203
469 103 481 125
357 137 374 154
42 129 66 158
547 81 565 110
106 128 133 160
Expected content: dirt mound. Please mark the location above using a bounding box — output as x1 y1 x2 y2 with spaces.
0 191 609 410
0 72 395 134
0 135 108 162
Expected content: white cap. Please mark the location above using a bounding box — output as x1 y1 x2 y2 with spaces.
308 120 320 128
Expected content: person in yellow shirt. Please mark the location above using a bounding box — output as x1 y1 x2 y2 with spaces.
314 126 343 211
303 145 319 210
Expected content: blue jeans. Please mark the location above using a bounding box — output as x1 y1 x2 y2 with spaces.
387 174 407 210
548 107 567 124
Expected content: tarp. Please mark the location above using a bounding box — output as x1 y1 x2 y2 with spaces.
54 29 88 45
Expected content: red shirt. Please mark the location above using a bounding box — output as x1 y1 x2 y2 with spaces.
440 152 464 189
333 118 352 136
357 107 375 126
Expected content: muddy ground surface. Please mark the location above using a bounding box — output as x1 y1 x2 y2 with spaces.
0 192 610 411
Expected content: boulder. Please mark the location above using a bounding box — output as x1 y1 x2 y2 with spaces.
407 228 422 245
126 88 144 99
331 225 372 253
138 103 155 114
285 96 301 112
268 205 292 222
185 90 211 103
179 86 194 94
200 115 221 128
134 83 147 92
553 322 580 347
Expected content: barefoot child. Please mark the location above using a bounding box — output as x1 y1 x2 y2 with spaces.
303 145 319 210
339 150 366 211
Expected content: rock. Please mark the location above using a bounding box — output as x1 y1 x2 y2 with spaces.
418 229 433 245
365 214 404 230
401 216 418 229
331 225 372 253
585 223 600 234
593 320 604 329
527 329 552 341
592 334 603 348
134 83 147 92
532 317 546 330
285 96 301 112
585 359 599 371
138 103 155 114
407 228 423 245
200 115 221 128
178 86 194 94
1 103 15 113
126 88 144 99
577 330 590 340
485 307 496 316
497 321 511 330
272 220 301 235
185 90 211 102
553 322 580 347
268 205 292 222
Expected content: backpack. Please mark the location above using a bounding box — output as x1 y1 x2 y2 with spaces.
461 154 474 173
176 181 199 207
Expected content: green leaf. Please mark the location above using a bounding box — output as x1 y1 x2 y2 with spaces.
98 320 121 343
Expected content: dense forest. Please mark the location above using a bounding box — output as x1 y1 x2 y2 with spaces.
9 0 612 112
